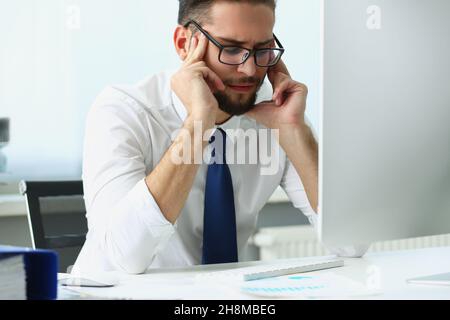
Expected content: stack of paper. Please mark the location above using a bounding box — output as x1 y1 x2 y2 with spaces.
0 255 27 300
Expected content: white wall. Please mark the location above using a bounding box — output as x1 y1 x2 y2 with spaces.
0 0 320 182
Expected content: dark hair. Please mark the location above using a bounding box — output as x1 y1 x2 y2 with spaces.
178 0 276 26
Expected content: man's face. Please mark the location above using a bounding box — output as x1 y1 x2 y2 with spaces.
199 2 275 116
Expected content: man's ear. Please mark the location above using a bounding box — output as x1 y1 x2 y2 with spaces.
173 25 191 61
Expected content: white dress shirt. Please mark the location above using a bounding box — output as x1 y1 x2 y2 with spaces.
72 70 369 275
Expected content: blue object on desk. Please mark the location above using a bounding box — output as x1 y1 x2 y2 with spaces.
0 246 58 300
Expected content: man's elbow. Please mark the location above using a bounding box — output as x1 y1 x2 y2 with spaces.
103 233 155 274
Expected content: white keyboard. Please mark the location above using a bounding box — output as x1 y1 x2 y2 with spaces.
200 259 344 282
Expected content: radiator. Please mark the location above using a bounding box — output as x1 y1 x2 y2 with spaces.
251 225 450 261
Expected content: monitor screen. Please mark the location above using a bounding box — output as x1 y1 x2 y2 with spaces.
319 0 450 247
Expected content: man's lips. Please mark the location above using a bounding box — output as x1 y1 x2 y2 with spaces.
227 84 255 92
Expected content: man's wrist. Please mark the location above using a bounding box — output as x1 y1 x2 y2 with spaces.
185 113 215 131
278 121 310 147
183 116 215 149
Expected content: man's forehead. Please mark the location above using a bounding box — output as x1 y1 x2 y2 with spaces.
204 4 275 46
202 26 274 47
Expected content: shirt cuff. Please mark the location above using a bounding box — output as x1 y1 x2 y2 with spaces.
128 178 173 227
104 178 175 273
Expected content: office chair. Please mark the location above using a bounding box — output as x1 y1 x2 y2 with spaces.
19 180 88 273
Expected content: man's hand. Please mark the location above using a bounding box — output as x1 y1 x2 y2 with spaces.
147 33 226 225
246 59 308 131
247 60 318 213
171 33 225 129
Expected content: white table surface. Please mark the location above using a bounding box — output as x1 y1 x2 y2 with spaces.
59 246 450 300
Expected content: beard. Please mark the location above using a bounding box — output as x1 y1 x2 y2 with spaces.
213 76 264 116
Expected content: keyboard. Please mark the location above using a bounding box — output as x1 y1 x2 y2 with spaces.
199 258 344 282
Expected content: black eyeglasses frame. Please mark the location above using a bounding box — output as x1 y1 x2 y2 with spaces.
184 20 285 67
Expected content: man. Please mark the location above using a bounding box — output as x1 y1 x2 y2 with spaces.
72 0 368 275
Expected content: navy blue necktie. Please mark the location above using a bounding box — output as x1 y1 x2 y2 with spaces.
202 128 238 264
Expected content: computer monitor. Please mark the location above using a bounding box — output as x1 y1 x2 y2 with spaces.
318 0 450 252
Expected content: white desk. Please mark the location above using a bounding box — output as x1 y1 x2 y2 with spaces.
60 246 450 300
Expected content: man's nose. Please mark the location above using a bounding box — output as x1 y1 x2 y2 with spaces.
236 54 257 77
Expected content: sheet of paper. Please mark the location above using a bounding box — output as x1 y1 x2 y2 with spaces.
235 272 382 299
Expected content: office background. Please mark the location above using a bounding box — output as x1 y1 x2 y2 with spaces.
1 0 449 265
0 0 318 259
0 0 320 181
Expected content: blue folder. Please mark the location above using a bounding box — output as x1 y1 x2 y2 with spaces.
0 246 58 300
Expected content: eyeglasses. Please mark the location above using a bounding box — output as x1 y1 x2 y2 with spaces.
184 20 285 67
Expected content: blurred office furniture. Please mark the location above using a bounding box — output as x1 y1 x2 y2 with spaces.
0 118 9 173
19 180 87 273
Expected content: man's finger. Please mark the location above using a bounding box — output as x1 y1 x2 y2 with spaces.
269 59 290 77
272 77 291 104
191 33 208 62
268 71 288 99
267 59 291 87
197 66 225 91
185 34 199 63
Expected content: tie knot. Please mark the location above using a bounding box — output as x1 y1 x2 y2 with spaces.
209 127 227 145
209 128 227 163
